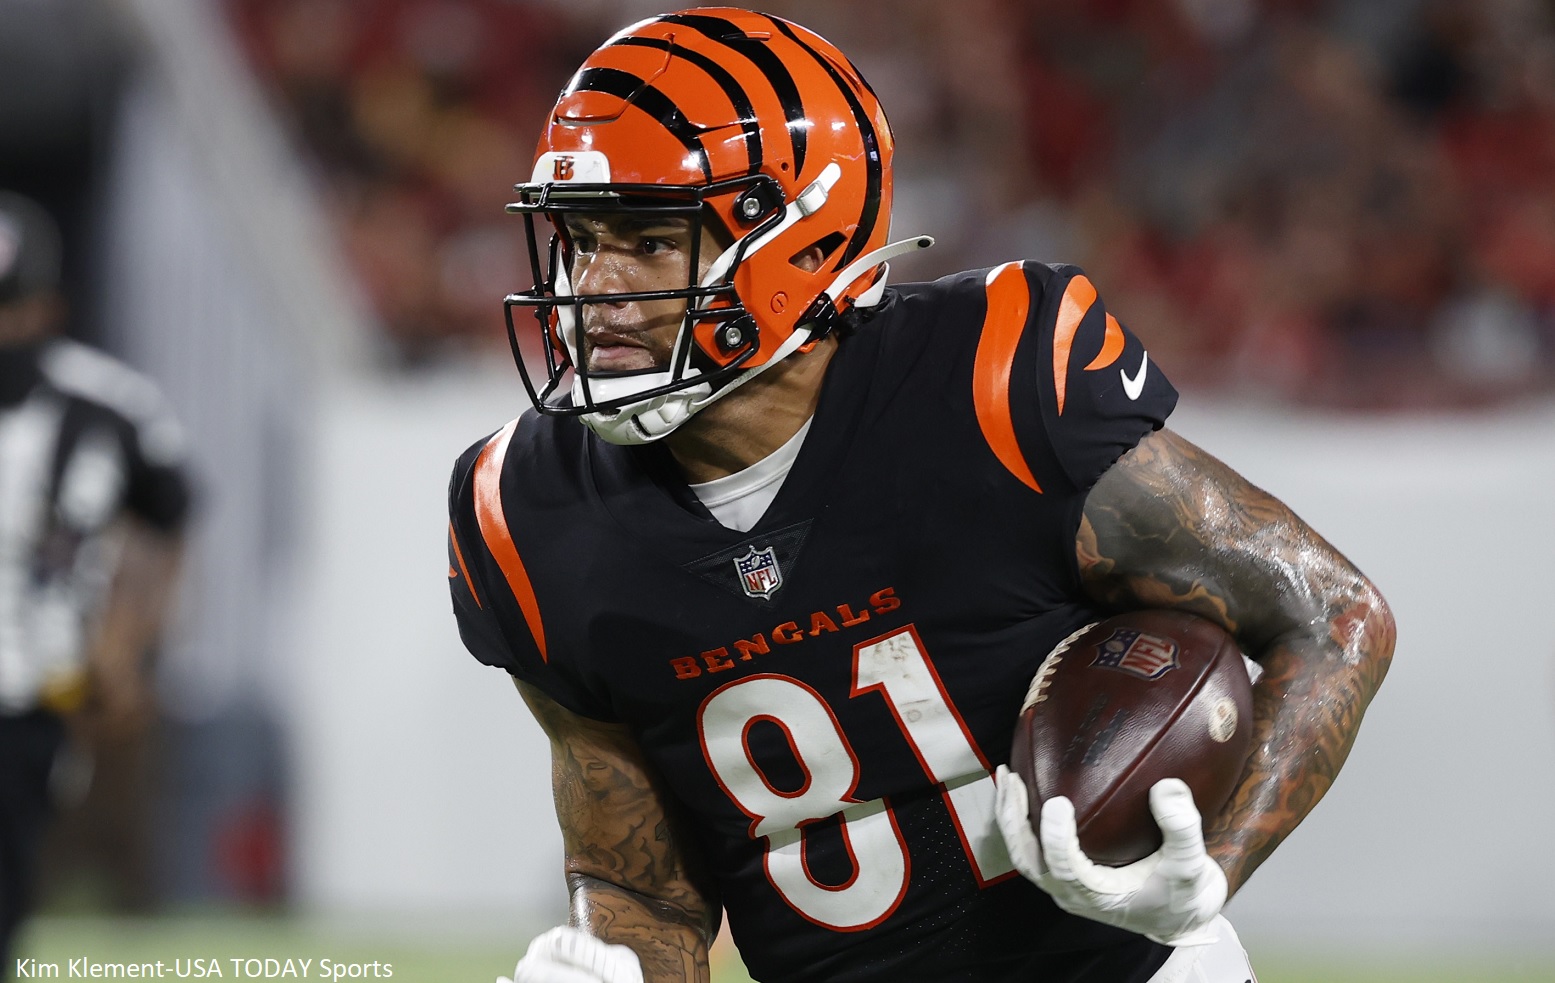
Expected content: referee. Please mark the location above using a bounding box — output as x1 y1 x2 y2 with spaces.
0 190 192 976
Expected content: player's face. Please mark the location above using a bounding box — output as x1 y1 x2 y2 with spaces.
563 213 727 374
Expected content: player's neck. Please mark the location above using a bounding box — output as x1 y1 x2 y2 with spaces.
666 336 837 484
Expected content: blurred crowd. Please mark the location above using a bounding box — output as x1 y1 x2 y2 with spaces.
227 0 1555 408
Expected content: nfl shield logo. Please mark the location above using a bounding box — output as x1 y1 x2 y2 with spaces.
734 546 783 599
1091 628 1180 680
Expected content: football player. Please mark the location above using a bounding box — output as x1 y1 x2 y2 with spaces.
446 9 1394 982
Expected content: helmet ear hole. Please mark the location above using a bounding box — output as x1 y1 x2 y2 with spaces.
790 232 845 272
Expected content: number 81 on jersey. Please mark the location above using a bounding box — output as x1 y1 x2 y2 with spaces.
697 626 1015 930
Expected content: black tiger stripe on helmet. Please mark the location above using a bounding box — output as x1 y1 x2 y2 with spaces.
765 14 884 273
565 66 714 183
610 35 765 176
655 12 809 177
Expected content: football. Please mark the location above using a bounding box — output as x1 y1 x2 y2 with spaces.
1008 610 1254 866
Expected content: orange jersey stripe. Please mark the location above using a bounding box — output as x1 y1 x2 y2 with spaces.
448 521 482 610
1052 276 1098 416
1084 313 1126 371
972 263 1041 494
473 419 548 662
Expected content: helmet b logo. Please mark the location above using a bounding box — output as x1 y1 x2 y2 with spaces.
552 155 575 181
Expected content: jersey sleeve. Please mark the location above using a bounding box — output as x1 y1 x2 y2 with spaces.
119 390 194 533
446 433 616 721
445 476 510 676
1000 262 1177 494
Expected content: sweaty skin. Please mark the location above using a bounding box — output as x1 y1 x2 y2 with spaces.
564 213 831 483
564 215 711 375
1077 428 1396 895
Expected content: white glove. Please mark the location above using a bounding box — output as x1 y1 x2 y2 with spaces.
993 766 1226 946
498 925 644 983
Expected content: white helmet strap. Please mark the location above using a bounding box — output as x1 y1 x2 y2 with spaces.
699 162 842 290
823 236 936 308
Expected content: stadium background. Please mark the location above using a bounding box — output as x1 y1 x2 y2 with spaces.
3 0 1553 980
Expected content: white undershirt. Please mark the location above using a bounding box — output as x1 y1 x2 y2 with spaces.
687 417 813 532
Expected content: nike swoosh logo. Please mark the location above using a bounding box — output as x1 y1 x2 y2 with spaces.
1121 352 1149 400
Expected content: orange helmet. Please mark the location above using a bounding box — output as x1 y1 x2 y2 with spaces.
504 8 931 444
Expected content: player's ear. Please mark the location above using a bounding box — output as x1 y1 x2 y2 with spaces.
789 244 826 274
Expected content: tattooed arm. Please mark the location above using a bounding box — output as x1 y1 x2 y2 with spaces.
1077 428 1396 897
515 678 719 982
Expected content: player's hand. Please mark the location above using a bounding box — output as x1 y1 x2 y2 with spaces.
994 767 1226 946
497 926 644 983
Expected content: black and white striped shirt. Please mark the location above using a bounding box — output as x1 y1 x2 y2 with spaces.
0 338 191 713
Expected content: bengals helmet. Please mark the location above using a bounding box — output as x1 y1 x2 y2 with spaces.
504 8 931 444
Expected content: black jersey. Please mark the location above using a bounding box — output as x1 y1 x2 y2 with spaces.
448 263 1178 983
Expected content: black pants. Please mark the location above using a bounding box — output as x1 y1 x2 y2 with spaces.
0 710 66 981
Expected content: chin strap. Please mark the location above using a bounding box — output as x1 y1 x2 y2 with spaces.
576 375 713 445
573 318 819 445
